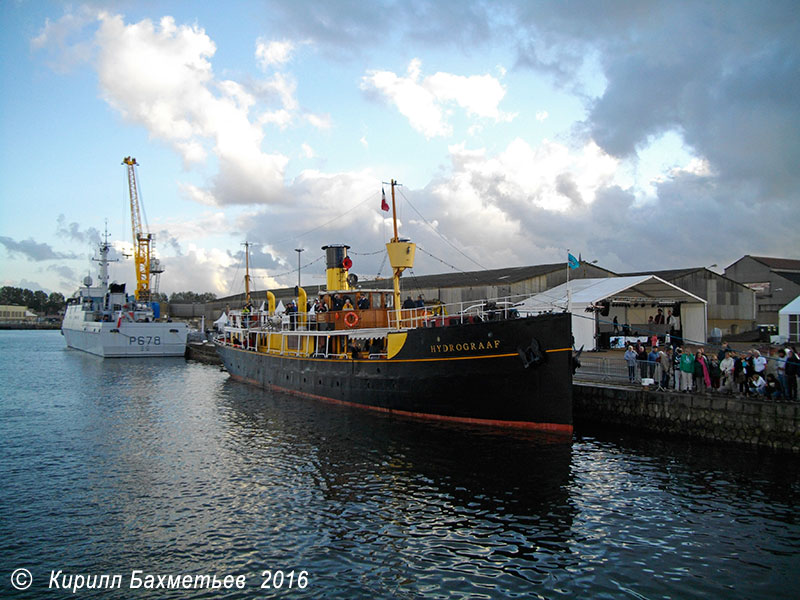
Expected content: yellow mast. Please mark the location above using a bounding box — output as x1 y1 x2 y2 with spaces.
384 179 415 328
122 157 152 302
243 241 252 305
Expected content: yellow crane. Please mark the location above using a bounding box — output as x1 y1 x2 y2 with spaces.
122 156 153 302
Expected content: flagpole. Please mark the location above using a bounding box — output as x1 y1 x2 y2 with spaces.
566 248 571 313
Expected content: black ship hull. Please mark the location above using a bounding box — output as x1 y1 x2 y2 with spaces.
216 312 573 433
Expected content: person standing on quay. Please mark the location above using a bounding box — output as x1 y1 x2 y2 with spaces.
648 346 660 380
753 350 767 379
710 355 722 391
720 351 735 395
637 344 649 380
786 347 799 401
680 348 695 392
673 347 683 390
776 349 788 399
735 352 749 395
659 348 672 390
694 349 710 393
624 345 638 383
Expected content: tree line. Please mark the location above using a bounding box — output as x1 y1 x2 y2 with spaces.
0 286 217 314
0 286 66 314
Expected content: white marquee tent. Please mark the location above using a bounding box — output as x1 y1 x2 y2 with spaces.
516 276 708 351
778 295 800 343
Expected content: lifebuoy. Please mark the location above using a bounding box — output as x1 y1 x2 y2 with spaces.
344 311 359 328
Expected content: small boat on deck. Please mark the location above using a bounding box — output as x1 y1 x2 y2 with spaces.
215 181 573 433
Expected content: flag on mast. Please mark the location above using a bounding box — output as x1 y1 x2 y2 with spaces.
381 188 390 212
568 253 579 269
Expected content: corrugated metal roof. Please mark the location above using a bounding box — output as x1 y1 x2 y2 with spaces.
218 262 615 302
778 271 800 286
618 267 752 290
359 262 589 290
619 267 706 280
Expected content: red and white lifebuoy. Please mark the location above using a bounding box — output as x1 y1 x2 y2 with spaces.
343 311 360 328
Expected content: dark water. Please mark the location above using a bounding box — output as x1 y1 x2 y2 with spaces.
1 330 798 599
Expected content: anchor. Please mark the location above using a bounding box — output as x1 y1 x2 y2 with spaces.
518 337 546 368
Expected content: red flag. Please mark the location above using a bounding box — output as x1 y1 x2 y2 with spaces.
381 188 389 212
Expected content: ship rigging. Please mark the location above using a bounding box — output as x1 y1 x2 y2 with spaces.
215 178 574 432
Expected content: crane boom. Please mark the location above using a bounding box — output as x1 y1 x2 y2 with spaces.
122 156 152 302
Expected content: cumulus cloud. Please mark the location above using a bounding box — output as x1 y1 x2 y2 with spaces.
155 211 233 243
29 1 799 288
410 142 797 276
361 58 514 138
30 5 96 71
229 169 395 286
34 11 297 206
94 13 290 203
47 264 78 285
0 236 77 261
305 113 332 130
256 39 295 69
512 2 800 200
56 214 101 246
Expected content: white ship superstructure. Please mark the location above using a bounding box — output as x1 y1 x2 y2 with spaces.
62 233 187 357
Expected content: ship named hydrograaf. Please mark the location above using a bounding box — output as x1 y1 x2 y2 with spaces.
216 179 573 433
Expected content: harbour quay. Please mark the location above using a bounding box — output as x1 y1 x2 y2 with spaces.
574 381 799 452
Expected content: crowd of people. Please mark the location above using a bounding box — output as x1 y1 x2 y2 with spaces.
623 341 800 401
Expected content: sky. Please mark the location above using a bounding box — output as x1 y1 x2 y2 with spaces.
1 0 798 299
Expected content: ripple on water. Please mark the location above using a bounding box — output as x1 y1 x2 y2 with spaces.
0 331 798 599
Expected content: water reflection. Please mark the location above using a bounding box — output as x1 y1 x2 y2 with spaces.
567 430 800 600
216 382 576 597
1 332 798 600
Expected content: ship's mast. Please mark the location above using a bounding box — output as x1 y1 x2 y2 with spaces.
243 241 252 305
122 157 153 302
385 179 416 329
91 222 118 291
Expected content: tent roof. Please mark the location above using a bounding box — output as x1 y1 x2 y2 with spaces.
516 275 706 312
779 295 800 315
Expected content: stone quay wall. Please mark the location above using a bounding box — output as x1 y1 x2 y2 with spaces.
574 383 800 452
